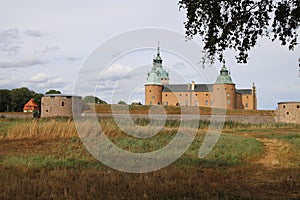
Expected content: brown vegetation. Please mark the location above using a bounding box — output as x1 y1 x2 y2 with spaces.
87 104 275 116
0 118 299 199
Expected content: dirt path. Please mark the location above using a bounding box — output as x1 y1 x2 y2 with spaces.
256 138 291 168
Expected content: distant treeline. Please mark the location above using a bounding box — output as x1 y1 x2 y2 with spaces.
0 87 43 112
0 87 108 112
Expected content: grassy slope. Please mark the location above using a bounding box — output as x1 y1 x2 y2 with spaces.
0 118 299 199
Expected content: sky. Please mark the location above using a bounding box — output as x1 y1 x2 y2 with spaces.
0 0 299 110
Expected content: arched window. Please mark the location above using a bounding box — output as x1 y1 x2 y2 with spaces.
62 102 64 106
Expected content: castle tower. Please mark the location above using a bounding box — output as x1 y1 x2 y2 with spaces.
212 64 236 109
145 71 163 105
145 44 169 105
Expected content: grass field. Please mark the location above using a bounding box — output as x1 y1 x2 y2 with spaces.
0 117 299 199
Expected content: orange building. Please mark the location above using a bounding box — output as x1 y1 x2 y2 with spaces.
145 46 257 110
23 98 40 113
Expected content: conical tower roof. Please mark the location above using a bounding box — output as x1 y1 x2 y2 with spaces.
215 64 234 84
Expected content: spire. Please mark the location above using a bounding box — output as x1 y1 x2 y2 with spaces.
157 41 160 57
153 42 162 68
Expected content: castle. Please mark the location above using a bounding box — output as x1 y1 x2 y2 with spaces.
145 46 257 110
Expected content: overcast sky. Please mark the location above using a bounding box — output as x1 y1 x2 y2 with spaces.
0 0 299 110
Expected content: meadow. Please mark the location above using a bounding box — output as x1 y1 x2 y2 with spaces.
0 117 299 199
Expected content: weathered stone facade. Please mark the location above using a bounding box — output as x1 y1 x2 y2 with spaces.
41 95 82 118
276 102 300 124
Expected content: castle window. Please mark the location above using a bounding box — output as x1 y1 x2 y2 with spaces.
205 100 209 105
179 94 182 96
196 94 198 96
287 112 289 115
46 110 49 112
227 93 230 97
297 105 299 109
245 103 248 108
149 90 152 93
247 96 249 99
150 102 152 105
195 101 198 106
165 94 168 97
206 94 208 96
225 88 227 90
62 102 64 106
186 94 188 97
283 105 286 109
227 100 231 105
186 100 188 106
157 102 160 105
166 102 168 106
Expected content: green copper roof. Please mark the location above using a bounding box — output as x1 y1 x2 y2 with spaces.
215 65 234 84
146 43 169 85
146 71 162 85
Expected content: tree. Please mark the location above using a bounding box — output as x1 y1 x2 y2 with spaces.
0 89 11 112
45 89 61 95
82 96 107 104
118 100 127 105
33 93 44 109
10 87 35 112
178 0 300 63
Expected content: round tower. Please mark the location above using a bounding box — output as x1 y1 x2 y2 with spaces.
145 71 163 106
212 65 236 109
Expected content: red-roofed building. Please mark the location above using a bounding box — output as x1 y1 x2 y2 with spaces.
23 98 40 113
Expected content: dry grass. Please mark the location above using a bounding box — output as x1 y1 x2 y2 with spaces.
6 119 78 139
0 118 299 199
86 104 275 116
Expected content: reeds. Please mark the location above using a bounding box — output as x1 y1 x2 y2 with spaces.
6 118 78 139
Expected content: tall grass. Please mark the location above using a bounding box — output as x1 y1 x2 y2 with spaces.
6 118 78 139
2 117 300 140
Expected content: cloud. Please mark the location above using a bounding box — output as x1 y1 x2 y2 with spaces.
27 73 50 83
0 29 23 55
0 58 46 68
42 46 60 53
26 73 67 91
23 29 43 38
100 63 133 81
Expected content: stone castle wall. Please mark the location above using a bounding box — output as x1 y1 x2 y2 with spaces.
41 96 82 118
276 102 300 124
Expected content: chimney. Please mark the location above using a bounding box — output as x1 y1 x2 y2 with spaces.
191 81 195 91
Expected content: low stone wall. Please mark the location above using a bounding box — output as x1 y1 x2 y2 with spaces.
0 112 34 119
